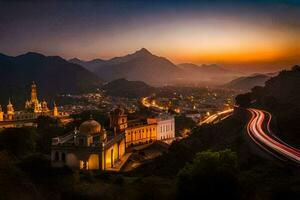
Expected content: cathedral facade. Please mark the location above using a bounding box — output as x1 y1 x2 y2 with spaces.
0 81 65 128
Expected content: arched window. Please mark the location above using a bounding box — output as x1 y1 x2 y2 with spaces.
55 151 59 161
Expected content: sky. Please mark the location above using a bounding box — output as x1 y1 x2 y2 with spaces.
1 0 300 73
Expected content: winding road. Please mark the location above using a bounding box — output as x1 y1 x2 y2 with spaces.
247 108 300 164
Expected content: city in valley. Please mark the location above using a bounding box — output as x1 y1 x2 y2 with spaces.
0 1 300 200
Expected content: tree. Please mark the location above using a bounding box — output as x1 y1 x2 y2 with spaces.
177 149 240 200
0 128 37 157
175 115 196 136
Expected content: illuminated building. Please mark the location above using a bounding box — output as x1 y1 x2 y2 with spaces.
125 123 157 147
149 114 175 141
6 99 14 121
0 81 68 129
25 81 50 114
109 107 175 148
51 116 126 170
109 107 128 131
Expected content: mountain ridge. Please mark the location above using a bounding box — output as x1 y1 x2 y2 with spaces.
70 48 241 86
0 52 102 107
70 48 181 85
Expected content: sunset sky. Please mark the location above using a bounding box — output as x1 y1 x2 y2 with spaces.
1 0 300 73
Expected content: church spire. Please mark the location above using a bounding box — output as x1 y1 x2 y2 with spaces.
31 80 38 103
53 101 58 117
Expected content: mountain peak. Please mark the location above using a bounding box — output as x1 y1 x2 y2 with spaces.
134 48 152 56
22 52 46 58
69 57 82 62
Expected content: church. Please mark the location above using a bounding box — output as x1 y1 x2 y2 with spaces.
51 116 126 170
0 81 67 128
51 107 175 171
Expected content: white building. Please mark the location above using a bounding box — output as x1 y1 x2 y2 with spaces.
148 114 175 141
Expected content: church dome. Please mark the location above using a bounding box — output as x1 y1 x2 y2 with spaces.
79 119 101 135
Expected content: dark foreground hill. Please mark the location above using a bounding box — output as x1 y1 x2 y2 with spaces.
102 78 155 98
236 65 300 146
0 52 102 107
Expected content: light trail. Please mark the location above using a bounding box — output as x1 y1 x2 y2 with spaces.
141 97 167 111
247 108 300 164
199 109 234 125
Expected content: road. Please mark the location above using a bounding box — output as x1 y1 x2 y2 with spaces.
141 97 168 111
198 109 234 126
247 108 300 164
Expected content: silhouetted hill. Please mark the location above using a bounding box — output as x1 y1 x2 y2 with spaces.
0 52 102 107
236 65 300 146
102 78 155 98
224 74 271 91
70 48 181 85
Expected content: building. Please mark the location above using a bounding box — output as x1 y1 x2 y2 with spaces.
125 122 157 148
109 107 128 131
149 114 175 141
51 107 176 171
0 81 68 129
109 107 175 148
24 81 56 115
51 117 126 170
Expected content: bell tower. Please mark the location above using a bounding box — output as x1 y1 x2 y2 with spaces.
6 99 14 120
53 102 58 117
31 81 38 104
109 107 127 131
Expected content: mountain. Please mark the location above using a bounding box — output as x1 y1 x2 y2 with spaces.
0 52 102 107
70 48 243 86
69 58 105 72
177 63 242 85
70 48 181 85
102 78 155 98
223 74 271 91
